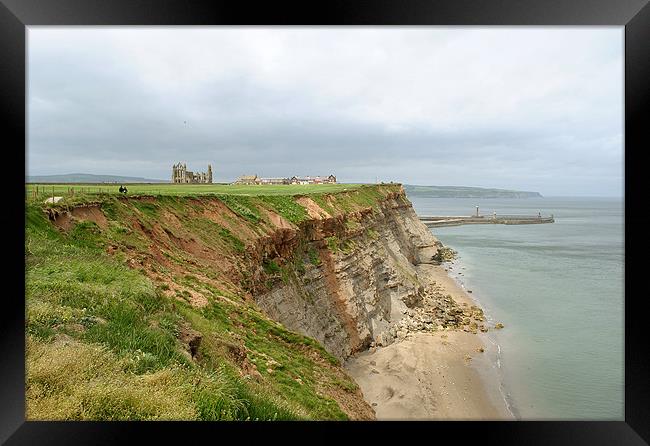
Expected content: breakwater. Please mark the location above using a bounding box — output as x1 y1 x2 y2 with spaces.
419 214 554 227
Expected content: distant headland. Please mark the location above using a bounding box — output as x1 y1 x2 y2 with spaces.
26 173 168 184
404 184 543 199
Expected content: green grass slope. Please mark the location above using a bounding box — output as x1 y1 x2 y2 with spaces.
25 185 400 420
26 182 364 199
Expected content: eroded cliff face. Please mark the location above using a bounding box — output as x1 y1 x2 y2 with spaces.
44 185 474 366
251 189 441 361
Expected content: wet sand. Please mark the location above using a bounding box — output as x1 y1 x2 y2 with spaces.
345 263 513 420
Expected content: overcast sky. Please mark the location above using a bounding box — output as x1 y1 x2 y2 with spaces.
27 27 623 196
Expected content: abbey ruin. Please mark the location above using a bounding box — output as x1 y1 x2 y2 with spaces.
171 163 212 184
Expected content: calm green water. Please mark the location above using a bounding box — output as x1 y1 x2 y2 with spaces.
408 196 624 420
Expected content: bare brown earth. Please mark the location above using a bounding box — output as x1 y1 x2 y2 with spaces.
296 196 331 219
200 200 259 242
260 207 294 229
51 204 108 231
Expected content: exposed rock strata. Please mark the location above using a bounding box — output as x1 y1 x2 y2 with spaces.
253 190 479 361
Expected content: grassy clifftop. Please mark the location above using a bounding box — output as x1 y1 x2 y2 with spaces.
25 184 402 420
27 182 365 199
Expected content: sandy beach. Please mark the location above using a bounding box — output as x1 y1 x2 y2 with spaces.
345 262 513 420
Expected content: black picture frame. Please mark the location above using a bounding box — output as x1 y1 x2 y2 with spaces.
2 0 648 444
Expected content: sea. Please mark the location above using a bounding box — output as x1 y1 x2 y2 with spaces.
407 195 624 420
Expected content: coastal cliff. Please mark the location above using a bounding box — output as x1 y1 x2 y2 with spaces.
251 188 487 361
26 184 495 420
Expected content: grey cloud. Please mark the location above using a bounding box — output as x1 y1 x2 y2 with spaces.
27 27 623 196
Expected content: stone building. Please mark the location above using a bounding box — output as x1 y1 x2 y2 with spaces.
233 175 289 185
172 163 212 184
259 177 290 185
233 174 259 185
232 174 337 185
289 175 336 184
